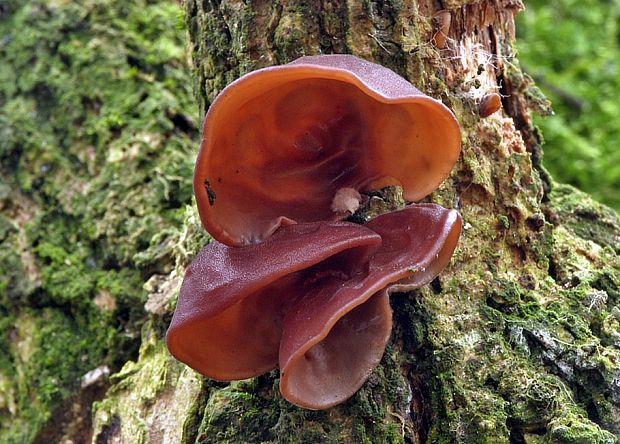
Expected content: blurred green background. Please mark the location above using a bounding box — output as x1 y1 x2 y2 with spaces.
517 0 620 211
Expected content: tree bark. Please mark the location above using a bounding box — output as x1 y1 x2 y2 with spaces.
1 0 619 443
157 1 619 442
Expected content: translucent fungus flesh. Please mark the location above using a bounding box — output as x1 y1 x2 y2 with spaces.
195 55 461 246
169 55 464 410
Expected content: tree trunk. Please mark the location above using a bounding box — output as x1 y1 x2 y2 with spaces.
1 0 619 443
159 1 619 442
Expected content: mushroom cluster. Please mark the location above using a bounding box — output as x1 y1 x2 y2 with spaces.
166 55 463 409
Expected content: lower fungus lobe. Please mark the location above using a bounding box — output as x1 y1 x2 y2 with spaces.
167 205 462 409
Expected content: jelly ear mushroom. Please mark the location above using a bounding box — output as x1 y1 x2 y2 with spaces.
195 54 461 246
279 204 462 409
165 221 381 381
166 204 462 409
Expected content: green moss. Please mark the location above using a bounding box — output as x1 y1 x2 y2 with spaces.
550 184 620 254
194 378 281 443
91 324 200 444
175 338 410 444
184 362 407 444
273 9 310 62
0 0 197 441
181 381 210 444
548 410 617 444
0 308 123 443
0 243 30 308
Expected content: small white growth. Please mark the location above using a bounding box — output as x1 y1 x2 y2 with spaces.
449 36 506 102
585 290 608 312
331 187 362 214
81 365 110 388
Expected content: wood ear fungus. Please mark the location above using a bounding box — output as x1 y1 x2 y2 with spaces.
194 54 461 246
432 10 452 49
166 221 381 381
167 55 463 409
167 205 462 409
479 93 502 117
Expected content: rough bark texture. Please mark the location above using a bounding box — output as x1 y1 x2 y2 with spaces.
1 0 619 443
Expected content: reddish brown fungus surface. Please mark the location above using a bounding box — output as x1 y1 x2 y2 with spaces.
280 205 462 408
195 54 461 246
479 93 502 117
166 221 381 381
167 205 462 409
168 55 464 410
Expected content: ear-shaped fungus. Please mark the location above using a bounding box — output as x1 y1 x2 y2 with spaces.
195 54 461 246
166 205 462 409
166 221 381 381
279 204 462 408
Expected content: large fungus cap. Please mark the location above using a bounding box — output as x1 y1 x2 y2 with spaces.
195 54 461 246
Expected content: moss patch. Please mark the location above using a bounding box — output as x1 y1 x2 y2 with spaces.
0 0 197 441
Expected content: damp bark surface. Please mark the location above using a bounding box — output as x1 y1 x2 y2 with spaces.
1 1 619 443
